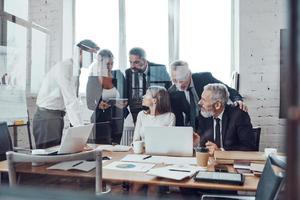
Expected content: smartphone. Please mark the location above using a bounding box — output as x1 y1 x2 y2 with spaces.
214 164 228 172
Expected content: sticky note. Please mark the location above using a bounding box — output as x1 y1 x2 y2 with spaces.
14 120 25 125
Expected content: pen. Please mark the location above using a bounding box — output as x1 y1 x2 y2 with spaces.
169 169 191 172
72 161 84 167
143 155 152 160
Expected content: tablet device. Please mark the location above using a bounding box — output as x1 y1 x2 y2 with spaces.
194 171 244 185
107 98 128 106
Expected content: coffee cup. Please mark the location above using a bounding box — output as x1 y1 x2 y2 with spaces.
132 141 144 154
195 147 209 168
264 148 277 158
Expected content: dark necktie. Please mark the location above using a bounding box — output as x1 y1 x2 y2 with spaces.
215 118 221 147
188 88 196 128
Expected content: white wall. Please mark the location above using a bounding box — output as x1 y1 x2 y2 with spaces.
16 0 288 152
237 0 288 151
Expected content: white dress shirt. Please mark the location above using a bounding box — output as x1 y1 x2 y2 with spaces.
133 111 176 141
36 58 83 126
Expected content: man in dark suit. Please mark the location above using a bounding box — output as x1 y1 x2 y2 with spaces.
197 83 256 155
168 60 247 130
125 47 171 123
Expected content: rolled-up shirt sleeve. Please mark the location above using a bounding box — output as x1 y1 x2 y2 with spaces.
55 61 83 126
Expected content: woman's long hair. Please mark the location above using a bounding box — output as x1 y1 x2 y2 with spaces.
144 86 171 115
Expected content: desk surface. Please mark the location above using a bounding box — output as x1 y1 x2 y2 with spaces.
0 151 259 191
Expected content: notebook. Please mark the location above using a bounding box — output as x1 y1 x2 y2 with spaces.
47 160 107 172
146 165 202 181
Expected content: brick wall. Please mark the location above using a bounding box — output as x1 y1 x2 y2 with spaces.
238 0 287 151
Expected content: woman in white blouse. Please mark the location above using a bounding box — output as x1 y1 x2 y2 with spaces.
133 86 175 142
131 86 175 196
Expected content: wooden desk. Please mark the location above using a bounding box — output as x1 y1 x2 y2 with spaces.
0 151 259 192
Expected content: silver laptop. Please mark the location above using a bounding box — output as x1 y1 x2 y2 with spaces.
46 124 94 154
144 126 193 157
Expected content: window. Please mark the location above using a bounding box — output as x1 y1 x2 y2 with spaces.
6 21 27 89
31 28 47 93
1 0 50 94
76 0 119 95
126 0 168 66
4 0 28 20
75 0 119 67
75 0 232 84
180 0 232 84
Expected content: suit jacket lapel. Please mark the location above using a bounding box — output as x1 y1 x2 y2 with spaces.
221 106 229 143
207 118 214 142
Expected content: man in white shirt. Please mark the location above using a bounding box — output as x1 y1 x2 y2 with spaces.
33 39 99 148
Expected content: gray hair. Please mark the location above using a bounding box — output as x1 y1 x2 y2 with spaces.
129 47 146 59
170 60 189 72
97 49 114 60
203 83 229 106
169 60 191 80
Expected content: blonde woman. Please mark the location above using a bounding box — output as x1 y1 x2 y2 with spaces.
133 86 176 142
130 86 175 196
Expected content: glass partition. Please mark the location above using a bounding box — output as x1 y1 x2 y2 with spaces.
31 28 47 94
4 0 28 20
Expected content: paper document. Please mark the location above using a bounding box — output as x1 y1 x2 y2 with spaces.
121 154 197 165
233 160 251 170
146 165 202 181
104 161 155 172
47 160 107 172
96 145 131 152
250 163 265 172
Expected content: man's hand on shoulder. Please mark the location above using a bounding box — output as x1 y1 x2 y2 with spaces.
234 100 248 112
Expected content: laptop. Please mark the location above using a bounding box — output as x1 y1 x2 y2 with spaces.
144 126 193 157
46 124 94 154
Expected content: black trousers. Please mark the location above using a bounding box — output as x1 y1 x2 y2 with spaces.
90 107 124 144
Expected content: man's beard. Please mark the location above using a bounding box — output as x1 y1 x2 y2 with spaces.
132 67 145 73
175 83 187 91
200 110 214 118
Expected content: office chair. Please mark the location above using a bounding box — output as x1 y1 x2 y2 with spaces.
201 154 286 200
0 122 13 161
252 127 261 151
6 150 110 195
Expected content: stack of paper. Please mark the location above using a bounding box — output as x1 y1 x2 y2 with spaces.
214 151 266 164
146 165 202 181
250 163 265 173
233 160 251 170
